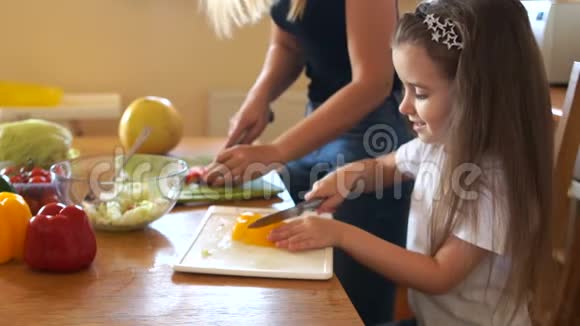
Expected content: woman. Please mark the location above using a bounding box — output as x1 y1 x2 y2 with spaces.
202 1 413 323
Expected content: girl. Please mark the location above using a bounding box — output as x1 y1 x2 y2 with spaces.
269 0 553 325
201 1 413 323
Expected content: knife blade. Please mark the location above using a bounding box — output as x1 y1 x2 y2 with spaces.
247 198 324 228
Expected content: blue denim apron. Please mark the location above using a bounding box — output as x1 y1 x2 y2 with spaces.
280 93 414 324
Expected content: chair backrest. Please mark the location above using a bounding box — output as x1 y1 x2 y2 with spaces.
534 61 580 326
552 61 580 252
549 180 580 326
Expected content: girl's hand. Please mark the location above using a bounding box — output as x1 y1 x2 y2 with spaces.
203 144 284 186
225 96 272 148
268 216 346 252
304 162 367 213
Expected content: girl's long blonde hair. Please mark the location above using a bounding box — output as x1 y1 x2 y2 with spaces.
394 0 553 319
200 0 307 37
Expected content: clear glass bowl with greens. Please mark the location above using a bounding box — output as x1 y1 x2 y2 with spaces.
51 154 187 231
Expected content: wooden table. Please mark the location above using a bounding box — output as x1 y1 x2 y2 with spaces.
0 137 362 325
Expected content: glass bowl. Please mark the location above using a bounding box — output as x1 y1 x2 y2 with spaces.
0 161 59 215
51 154 188 231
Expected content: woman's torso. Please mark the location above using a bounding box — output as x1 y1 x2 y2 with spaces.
271 0 352 103
271 0 403 102
271 0 406 138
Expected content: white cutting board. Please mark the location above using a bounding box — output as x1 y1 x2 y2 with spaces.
173 206 333 280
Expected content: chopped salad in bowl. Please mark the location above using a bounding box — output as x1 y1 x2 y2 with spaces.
51 154 188 231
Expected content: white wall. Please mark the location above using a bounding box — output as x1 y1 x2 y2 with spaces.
0 0 418 136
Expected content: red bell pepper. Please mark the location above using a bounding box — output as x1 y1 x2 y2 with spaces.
24 203 97 272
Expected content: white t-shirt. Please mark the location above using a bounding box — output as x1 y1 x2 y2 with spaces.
395 138 531 326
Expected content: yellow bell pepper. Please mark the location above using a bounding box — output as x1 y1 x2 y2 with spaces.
231 212 283 248
0 192 32 264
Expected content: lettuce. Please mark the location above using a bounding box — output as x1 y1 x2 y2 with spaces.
0 119 73 168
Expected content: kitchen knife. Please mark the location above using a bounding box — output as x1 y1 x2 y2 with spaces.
247 198 324 228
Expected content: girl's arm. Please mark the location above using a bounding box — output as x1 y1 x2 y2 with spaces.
349 153 410 193
270 219 488 295
305 153 410 212
274 0 398 162
337 224 488 294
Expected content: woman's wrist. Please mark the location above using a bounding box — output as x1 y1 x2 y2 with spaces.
244 91 275 122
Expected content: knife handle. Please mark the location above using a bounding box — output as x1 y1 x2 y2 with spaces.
300 198 324 211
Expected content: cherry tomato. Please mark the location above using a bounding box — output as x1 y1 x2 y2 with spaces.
29 176 48 184
10 175 24 184
0 166 17 177
30 167 50 178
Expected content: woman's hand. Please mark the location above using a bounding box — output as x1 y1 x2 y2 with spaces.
268 216 347 252
304 161 368 213
225 96 272 148
203 144 284 186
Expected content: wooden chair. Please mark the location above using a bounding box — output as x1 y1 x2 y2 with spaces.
533 61 580 325
552 61 580 255
547 180 580 326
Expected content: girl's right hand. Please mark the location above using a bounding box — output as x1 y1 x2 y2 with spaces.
225 96 272 148
304 162 367 213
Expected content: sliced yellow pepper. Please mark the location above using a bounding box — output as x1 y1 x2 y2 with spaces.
0 192 32 264
231 212 283 248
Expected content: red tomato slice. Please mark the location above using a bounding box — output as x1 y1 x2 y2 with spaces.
185 166 206 184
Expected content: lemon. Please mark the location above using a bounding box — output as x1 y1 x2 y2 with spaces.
119 96 183 154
